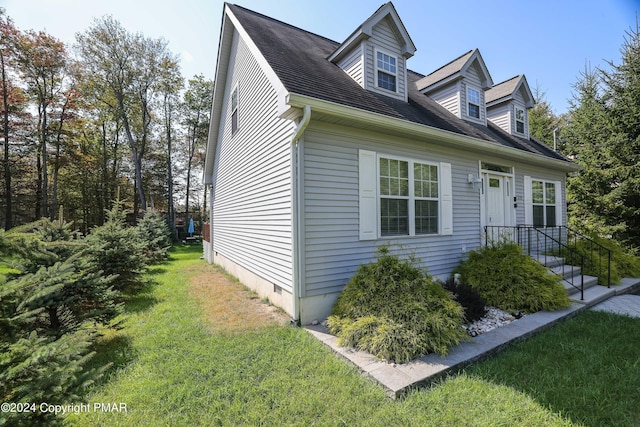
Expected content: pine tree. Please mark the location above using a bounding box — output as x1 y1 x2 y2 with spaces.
3 218 122 336
85 201 146 292
136 210 172 264
564 66 618 236
564 23 640 248
0 230 107 426
601 23 640 247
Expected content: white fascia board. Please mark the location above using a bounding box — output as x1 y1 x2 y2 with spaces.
286 92 580 172
203 4 289 184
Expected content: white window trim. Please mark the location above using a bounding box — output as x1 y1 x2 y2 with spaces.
358 149 452 240
523 176 562 227
466 85 481 119
374 48 398 94
514 105 526 135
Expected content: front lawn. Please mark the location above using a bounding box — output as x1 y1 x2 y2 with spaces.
66 245 639 426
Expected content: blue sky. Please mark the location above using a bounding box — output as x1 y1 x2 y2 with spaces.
1 0 637 114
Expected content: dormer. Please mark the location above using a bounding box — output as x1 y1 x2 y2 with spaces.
485 75 534 138
329 2 416 102
416 49 493 125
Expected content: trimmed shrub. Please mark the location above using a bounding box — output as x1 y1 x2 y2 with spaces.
456 241 570 313
327 247 466 363
564 235 640 285
440 276 486 323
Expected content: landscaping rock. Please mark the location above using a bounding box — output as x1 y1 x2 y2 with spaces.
463 307 523 337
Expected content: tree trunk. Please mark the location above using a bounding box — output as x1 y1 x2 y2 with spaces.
164 95 176 238
0 50 11 229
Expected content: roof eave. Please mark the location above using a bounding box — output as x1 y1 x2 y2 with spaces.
286 92 580 172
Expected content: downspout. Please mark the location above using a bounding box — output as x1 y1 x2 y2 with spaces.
291 105 311 325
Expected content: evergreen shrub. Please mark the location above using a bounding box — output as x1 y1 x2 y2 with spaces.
136 210 172 263
85 202 147 292
564 235 640 285
327 247 466 363
440 276 486 323
456 241 570 313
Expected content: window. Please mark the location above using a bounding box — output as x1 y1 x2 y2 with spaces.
515 107 525 134
379 157 439 236
359 150 452 240
467 87 480 119
376 51 397 92
532 180 556 227
231 85 239 135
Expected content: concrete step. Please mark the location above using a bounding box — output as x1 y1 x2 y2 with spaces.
550 264 582 280
534 255 565 269
570 285 617 307
562 274 598 296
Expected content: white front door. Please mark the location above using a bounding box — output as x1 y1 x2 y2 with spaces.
482 173 514 229
486 175 506 226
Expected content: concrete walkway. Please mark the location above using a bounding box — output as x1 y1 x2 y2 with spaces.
306 278 640 399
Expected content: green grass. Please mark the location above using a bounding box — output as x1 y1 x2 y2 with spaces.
467 310 640 427
64 245 640 426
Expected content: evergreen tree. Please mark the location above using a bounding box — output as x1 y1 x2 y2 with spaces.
4 218 121 337
529 84 561 149
0 228 106 426
85 201 146 291
136 209 172 263
564 23 640 248
602 23 640 247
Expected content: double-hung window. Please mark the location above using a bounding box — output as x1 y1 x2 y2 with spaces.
231 85 239 135
518 175 563 229
532 180 556 227
467 87 480 119
359 150 452 240
376 51 397 92
379 157 440 236
515 107 525 134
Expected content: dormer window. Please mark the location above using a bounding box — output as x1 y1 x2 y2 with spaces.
376 50 397 92
515 107 525 134
467 87 480 119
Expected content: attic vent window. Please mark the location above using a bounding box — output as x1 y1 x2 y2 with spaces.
376 51 397 92
231 85 239 135
467 87 480 119
515 107 525 134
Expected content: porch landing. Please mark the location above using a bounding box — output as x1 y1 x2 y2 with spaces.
305 278 640 399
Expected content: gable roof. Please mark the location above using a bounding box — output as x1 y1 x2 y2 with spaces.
486 75 535 108
223 3 574 168
415 48 494 93
329 2 416 63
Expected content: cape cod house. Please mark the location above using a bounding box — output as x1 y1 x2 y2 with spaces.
203 2 579 325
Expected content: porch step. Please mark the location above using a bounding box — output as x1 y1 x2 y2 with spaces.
562 273 599 296
550 264 582 280
570 285 617 307
533 255 565 269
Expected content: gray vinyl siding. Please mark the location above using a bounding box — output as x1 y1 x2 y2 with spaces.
337 45 364 87
462 65 486 124
364 18 407 101
487 102 510 133
429 83 460 118
212 29 296 292
301 122 483 297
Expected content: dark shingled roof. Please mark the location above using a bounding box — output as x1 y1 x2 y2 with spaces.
227 4 570 163
486 75 523 104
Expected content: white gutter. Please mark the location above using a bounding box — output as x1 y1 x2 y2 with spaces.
286 93 580 173
290 105 311 325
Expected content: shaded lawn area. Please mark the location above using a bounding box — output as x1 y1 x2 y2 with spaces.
66 245 639 426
